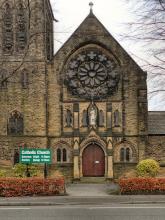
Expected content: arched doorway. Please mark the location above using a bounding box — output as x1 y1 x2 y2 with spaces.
82 143 105 177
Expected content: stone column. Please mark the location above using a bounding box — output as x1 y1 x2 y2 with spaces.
107 137 113 179
73 137 80 180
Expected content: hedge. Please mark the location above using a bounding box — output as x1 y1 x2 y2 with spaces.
119 178 165 195
0 178 65 197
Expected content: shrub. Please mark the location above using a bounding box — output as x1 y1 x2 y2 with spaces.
13 164 41 177
119 178 165 195
0 177 65 197
0 170 6 177
136 159 160 177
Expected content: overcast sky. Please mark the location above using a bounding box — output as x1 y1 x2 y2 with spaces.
51 0 133 52
50 0 164 111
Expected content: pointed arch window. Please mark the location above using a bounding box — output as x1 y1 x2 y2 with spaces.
63 148 67 162
56 147 68 163
2 3 14 53
16 2 28 50
126 148 130 162
120 148 125 162
8 111 23 135
0 69 7 89
99 110 104 127
82 110 88 127
120 147 131 162
57 148 61 162
21 69 28 88
114 110 120 127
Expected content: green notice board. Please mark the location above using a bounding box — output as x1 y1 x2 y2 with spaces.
20 149 52 164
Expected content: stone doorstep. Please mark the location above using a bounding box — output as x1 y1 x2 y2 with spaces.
76 177 107 183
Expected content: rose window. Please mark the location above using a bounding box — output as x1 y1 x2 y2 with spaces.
78 62 107 87
65 48 120 100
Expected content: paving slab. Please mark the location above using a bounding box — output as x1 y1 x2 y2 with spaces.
66 183 118 197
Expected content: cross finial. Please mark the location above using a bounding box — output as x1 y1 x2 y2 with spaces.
89 2 94 13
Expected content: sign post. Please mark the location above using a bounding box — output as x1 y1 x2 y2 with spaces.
20 149 52 178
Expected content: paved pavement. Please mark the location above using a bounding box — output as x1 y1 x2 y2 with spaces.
66 183 119 197
0 183 165 206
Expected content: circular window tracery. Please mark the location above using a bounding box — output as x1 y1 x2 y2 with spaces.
64 48 120 100
78 62 107 87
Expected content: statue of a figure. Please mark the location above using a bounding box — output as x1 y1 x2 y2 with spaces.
89 106 97 126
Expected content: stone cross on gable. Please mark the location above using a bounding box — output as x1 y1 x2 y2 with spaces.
89 2 94 13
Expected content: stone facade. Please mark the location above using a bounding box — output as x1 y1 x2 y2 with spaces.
0 0 164 181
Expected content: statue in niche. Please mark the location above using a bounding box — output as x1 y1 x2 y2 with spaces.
89 104 97 126
65 109 72 127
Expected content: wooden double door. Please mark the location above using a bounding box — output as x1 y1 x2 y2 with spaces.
82 143 105 177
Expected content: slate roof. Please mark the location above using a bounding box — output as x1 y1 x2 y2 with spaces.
148 111 165 135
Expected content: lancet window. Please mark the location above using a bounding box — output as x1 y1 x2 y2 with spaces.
16 2 28 50
8 111 23 135
2 3 14 53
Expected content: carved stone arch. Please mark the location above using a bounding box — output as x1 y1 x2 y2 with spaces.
52 140 72 150
62 43 121 73
113 141 137 163
52 141 73 163
80 137 107 157
80 134 107 177
9 109 22 117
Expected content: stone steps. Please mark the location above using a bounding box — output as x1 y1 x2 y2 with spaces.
79 177 106 183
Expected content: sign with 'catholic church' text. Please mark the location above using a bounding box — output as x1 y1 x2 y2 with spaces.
20 149 52 164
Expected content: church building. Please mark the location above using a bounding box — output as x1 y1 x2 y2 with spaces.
0 0 165 181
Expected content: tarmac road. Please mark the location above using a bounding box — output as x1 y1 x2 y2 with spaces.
0 204 165 220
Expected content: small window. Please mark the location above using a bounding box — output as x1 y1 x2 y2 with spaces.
56 148 67 163
120 147 131 162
